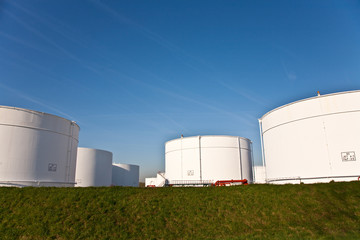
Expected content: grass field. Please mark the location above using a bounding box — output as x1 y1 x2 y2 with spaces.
0 181 360 239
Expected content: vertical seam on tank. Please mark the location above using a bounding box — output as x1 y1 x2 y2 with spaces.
66 123 74 182
238 137 243 180
180 137 183 179
318 97 333 176
250 141 254 183
199 136 202 181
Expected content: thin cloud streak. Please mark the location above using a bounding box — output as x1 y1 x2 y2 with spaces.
0 83 76 121
217 81 268 106
0 30 50 55
90 0 210 72
281 60 297 81
0 46 91 92
7 1 93 51
3 9 103 76
104 67 256 127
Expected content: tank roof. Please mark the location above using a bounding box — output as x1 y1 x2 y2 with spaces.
113 163 139 167
259 90 360 120
165 135 252 144
78 147 112 154
0 105 79 129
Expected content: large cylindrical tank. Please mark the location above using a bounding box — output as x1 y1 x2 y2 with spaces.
165 135 253 183
259 90 360 184
112 164 140 187
0 106 79 187
75 148 113 187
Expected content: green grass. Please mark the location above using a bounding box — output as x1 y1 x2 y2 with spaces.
0 182 360 239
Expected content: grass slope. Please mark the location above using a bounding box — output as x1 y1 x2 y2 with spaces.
0 182 360 239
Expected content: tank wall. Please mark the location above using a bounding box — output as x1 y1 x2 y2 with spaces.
112 164 139 187
165 136 253 183
75 148 113 187
200 136 238 148
240 147 253 182
200 147 241 181
261 91 360 184
165 151 182 181
324 112 360 177
181 148 201 180
0 107 79 187
165 137 201 181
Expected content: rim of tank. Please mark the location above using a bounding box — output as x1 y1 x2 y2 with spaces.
78 147 112 154
165 135 252 144
113 163 139 167
0 105 80 129
259 90 360 120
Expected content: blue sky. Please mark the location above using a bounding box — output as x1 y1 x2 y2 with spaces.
1 0 360 181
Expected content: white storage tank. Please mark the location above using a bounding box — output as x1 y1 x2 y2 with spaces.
165 135 254 184
0 106 79 187
259 90 360 184
112 163 139 187
75 148 113 187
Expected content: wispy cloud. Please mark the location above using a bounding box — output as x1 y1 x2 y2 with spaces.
89 0 210 72
281 60 297 81
104 67 256 127
217 81 268 106
7 1 89 49
2 9 102 76
0 46 91 92
122 87 191 134
0 30 49 54
0 83 76 120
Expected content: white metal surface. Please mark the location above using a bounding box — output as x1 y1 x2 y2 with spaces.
253 166 266 184
145 172 166 187
0 106 79 187
145 177 157 187
165 135 253 184
112 163 139 187
259 90 360 184
75 148 113 187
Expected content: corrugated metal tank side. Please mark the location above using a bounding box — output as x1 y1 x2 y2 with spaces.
112 164 139 187
164 135 253 183
75 148 113 187
260 91 360 184
0 106 79 187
